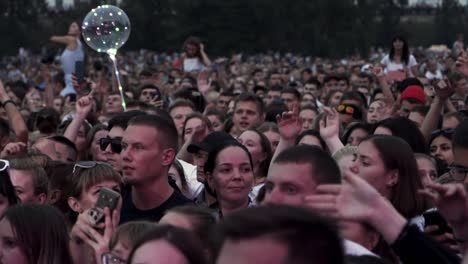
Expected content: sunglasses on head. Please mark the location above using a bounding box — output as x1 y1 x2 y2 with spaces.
73 161 109 174
337 104 356 115
431 128 455 136
99 137 122 153
0 160 9 172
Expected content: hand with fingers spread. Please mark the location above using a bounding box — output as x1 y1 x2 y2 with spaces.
0 142 27 158
197 70 211 95
276 105 301 142
319 107 340 140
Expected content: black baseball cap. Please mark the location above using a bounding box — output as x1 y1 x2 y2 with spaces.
187 131 237 154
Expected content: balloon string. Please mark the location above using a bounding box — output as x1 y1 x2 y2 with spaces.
108 52 127 111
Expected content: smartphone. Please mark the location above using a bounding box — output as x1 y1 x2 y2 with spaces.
151 87 162 101
424 210 452 236
87 187 120 225
74 61 85 83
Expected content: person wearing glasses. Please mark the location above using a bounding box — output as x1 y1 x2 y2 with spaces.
101 111 147 173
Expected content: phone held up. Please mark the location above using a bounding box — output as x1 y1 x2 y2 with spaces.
87 187 120 226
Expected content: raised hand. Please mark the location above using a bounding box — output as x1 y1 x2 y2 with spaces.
197 70 211 94
305 171 384 223
76 93 94 117
372 65 385 78
420 183 468 228
0 142 27 158
276 104 301 141
319 107 340 140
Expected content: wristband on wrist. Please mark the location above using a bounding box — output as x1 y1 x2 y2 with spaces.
1 100 16 108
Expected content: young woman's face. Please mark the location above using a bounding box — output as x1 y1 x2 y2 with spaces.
263 131 280 154
352 140 395 196
208 146 253 204
68 22 81 36
207 115 224 132
185 44 199 57
430 136 454 165
299 109 317 132
416 157 437 188
0 218 28 264
75 180 121 213
367 101 384 124
329 92 343 107
183 117 203 143
131 240 188 264
91 130 109 162
393 39 404 50
238 131 265 167
347 128 368 146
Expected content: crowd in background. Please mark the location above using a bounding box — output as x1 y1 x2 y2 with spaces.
0 21 468 263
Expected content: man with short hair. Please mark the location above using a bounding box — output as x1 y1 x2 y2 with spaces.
399 85 426 117
450 120 468 184
105 110 148 172
138 84 160 104
214 204 345 264
9 158 48 204
32 136 77 162
232 93 265 137
105 92 125 114
168 99 196 139
120 115 191 223
280 88 300 111
216 91 234 114
264 145 341 205
264 85 282 106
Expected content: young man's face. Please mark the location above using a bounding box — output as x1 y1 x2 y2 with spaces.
170 106 194 136
9 170 43 204
121 125 173 186
264 91 281 106
233 101 263 135
263 162 317 206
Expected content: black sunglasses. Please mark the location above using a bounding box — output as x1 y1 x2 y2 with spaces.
99 137 122 153
431 128 455 136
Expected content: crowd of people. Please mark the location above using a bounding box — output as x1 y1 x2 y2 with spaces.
0 21 467 263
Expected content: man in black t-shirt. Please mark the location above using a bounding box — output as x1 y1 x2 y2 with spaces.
119 115 191 224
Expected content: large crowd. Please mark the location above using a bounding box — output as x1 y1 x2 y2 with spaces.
0 21 467 263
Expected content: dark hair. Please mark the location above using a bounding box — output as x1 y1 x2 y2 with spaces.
411 105 430 116
444 111 466 124
241 128 272 178
107 110 148 131
306 77 322 88
172 89 206 112
3 204 73 264
371 88 383 102
273 145 340 185
265 100 288 122
129 114 179 151
363 135 430 218
257 122 279 134
43 160 74 214
0 119 10 139
342 122 373 145
165 206 217 239
182 112 213 140
268 85 284 93
168 99 196 114
323 89 343 106
127 225 208 264
0 165 19 210
295 129 328 151
212 205 344 264
376 117 427 153
453 119 468 149
340 91 366 109
47 135 78 158
170 159 188 192
86 124 107 159
204 141 253 175
389 36 410 65
281 88 301 101
234 93 265 116
35 108 60 134
138 83 160 98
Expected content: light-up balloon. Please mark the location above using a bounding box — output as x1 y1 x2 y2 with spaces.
81 5 131 53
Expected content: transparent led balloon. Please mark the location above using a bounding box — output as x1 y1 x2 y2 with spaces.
82 5 131 54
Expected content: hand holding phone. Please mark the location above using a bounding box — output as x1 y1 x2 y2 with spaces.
87 187 120 226
432 78 454 99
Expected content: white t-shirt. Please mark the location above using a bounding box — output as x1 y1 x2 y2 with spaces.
344 240 379 257
183 58 205 73
177 159 203 199
381 54 418 72
425 70 443 80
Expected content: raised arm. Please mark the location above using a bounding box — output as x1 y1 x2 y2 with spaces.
0 80 28 144
270 105 302 168
199 43 212 67
319 107 344 154
64 94 93 143
373 66 395 104
50 35 75 46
